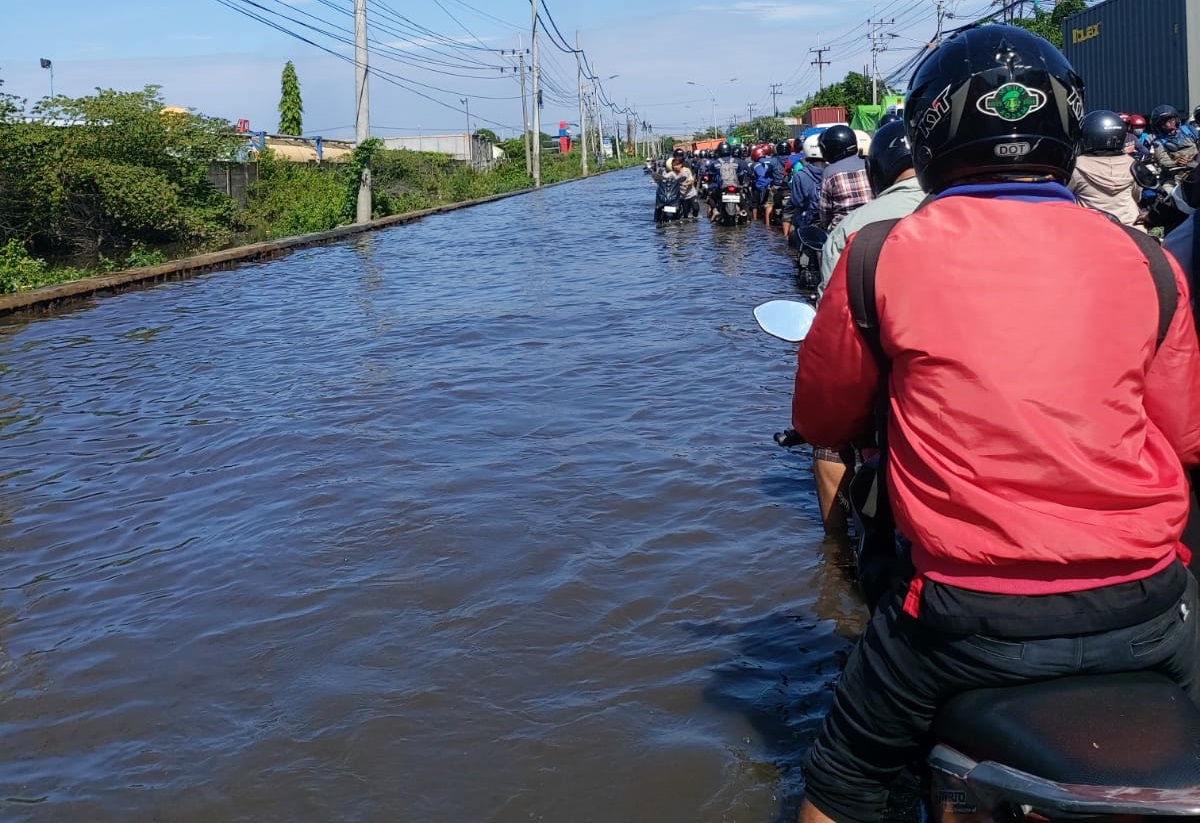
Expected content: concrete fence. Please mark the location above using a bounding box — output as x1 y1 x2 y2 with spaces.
206 162 259 207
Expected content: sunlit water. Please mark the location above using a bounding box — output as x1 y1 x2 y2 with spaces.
0 168 869 823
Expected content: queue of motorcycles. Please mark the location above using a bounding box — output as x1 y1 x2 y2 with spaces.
753 298 1200 823
1132 155 1191 234
647 161 749 226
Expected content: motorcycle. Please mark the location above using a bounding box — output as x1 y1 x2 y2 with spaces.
1133 156 1188 234
789 224 826 293
753 297 1200 823
654 175 683 223
716 183 749 226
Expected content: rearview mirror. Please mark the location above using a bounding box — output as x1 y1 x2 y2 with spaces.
753 299 817 342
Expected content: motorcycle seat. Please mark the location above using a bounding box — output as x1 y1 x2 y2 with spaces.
933 672 1200 788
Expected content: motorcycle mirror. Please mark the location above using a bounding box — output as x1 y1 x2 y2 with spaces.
753 300 817 342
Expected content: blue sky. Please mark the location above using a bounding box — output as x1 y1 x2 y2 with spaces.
1 0 990 142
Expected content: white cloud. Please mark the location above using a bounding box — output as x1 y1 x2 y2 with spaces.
693 1 831 22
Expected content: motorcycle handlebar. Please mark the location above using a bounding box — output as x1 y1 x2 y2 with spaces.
774 429 806 448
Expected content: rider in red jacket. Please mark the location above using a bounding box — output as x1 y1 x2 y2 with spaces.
792 24 1200 823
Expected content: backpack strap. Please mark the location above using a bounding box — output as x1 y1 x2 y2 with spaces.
1116 224 1176 349
1191 210 1200 317
845 217 902 368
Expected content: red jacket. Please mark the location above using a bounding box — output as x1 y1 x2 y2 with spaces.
793 189 1200 597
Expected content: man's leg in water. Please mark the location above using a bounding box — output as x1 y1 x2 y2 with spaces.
812 447 852 533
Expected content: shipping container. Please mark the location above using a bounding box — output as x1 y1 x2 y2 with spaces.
801 106 847 127
690 137 724 153
380 134 499 169
1061 0 1200 118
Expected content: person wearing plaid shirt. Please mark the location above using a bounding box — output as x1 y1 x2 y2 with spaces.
818 158 873 230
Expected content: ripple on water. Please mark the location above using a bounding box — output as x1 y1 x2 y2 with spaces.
0 169 863 822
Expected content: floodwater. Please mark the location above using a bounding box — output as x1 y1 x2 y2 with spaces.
0 168 869 823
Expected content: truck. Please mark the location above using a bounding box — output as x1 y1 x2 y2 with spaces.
1061 0 1200 118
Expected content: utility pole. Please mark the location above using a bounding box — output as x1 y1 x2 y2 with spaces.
461 97 471 166
518 40 531 175
868 16 895 106
576 31 588 177
530 0 541 187
748 102 755 123
933 0 947 44
810 39 831 90
594 83 605 163
610 105 622 162
354 0 371 224
769 82 783 117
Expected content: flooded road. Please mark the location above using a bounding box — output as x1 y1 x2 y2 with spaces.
0 168 868 822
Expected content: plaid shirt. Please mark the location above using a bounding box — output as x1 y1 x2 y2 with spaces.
818 156 873 230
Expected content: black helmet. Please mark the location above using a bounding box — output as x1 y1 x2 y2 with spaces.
775 140 791 157
818 125 858 163
1150 104 1180 132
716 142 732 158
865 121 914 195
904 24 1083 194
1079 109 1126 155
877 112 901 128
671 146 686 158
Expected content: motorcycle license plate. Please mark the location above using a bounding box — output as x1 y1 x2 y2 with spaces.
722 193 740 203
662 205 678 213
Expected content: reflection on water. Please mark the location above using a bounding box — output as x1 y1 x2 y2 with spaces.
0 169 867 823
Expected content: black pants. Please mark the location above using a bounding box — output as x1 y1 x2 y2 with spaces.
802 571 1200 823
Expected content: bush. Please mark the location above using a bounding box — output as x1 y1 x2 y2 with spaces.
0 239 50 294
243 152 350 238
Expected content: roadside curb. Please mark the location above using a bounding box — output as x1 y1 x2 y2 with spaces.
0 166 627 318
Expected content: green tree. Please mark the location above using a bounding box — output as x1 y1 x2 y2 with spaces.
729 116 788 144
1009 0 1087 48
6 85 243 258
788 72 889 118
278 60 304 136
0 77 22 124
473 128 498 143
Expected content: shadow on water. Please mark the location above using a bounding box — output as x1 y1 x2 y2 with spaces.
690 533 869 823
691 522 924 823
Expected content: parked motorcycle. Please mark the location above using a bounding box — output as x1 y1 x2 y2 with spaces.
752 297 1200 823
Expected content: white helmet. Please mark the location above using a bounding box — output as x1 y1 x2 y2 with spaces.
802 133 822 161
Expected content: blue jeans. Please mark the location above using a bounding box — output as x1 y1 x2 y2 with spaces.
802 569 1200 823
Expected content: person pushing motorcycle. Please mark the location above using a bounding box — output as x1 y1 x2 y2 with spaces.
791 24 1200 823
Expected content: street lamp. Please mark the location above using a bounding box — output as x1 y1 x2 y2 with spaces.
39 58 53 98
687 81 716 137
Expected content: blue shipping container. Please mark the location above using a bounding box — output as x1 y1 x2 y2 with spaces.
1062 0 1200 118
